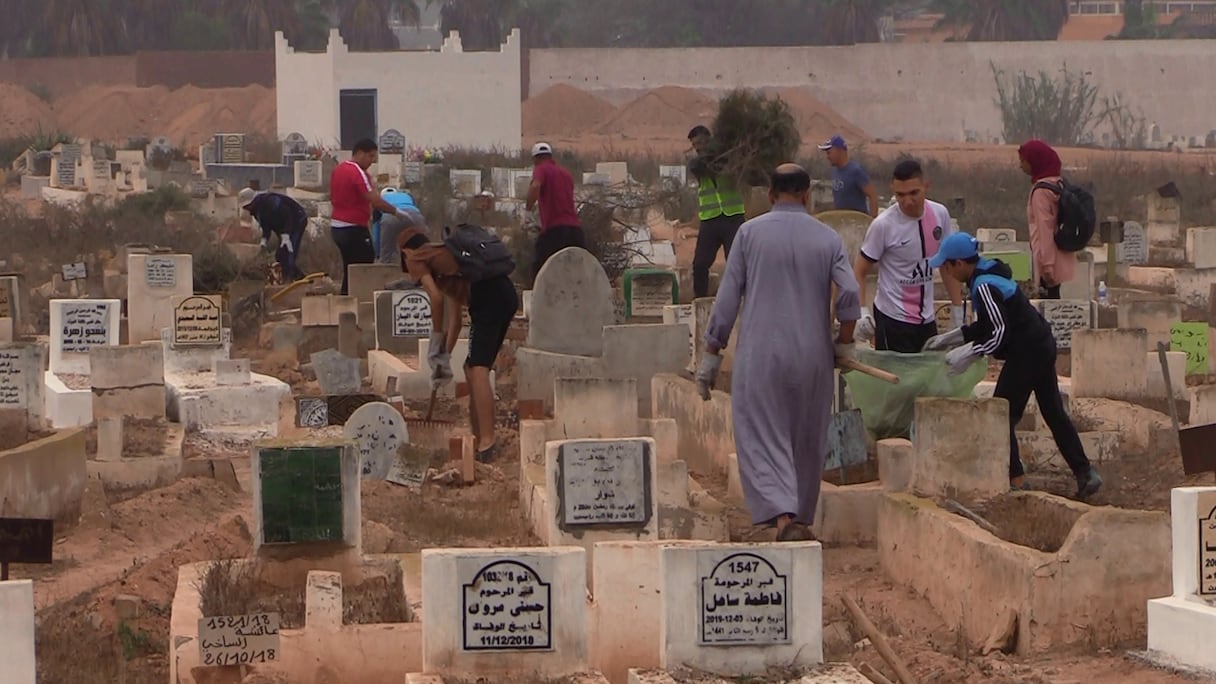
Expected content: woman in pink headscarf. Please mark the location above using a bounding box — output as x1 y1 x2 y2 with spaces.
1019 140 1075 299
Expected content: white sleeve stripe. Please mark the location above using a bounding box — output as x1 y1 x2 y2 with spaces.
974 284 1005 355
358 166 373 192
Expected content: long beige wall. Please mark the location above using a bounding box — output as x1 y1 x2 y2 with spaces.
530 40 1216 144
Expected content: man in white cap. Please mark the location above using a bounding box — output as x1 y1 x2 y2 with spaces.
526 142 585 278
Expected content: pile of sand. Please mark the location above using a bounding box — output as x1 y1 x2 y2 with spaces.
0 83 56 138
52 84 276 146
770 86 868 145
592 85 719 137
522 83 617 137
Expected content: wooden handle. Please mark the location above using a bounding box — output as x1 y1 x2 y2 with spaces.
837 356 900 385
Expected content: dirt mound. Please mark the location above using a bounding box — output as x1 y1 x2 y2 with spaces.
522 83 617 137
593 85 718 136
51 83 275 147
769 86 868 145
0 83 56 138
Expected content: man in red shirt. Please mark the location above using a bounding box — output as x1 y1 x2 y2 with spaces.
329 138 402 294
525 142 586 279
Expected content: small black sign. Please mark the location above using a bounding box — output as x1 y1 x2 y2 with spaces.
0 518 53 565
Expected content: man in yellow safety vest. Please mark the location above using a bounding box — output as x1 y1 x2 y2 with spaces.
687 125 747 298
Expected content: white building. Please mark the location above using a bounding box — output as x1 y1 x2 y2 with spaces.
274 28 522 153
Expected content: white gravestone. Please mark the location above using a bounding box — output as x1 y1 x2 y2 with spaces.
197 613 280 668
1119 221 1148 265
129 253 193 344
1201 490 1216 597
697 548 792 645
659 165 688 185
0 346 42 415
558 440 651 526
1038 299 1092 350
393 290 432 337
459 555 553 651
172 295 223 347
342 401 409 480
50 299 120 375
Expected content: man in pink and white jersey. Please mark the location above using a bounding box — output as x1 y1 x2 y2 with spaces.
852 159 964 353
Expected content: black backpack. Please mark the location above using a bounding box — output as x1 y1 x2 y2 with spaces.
443 223 515 283
1034 179 1096 252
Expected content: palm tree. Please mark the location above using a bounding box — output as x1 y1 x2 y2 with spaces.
0 0 40 56
39 0 130 55
295 0 333 49
331 0 418 50
820 0 897 45
215 0 303 50
436 0 513 50
934 0 1069 42
124 0 187 51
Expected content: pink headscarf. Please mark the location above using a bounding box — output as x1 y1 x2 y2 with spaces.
1018 139 1062 182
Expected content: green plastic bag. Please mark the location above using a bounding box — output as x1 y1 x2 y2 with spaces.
843 348 989 440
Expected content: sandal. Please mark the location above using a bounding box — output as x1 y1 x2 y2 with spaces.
475 442 499 463
776 523 816 542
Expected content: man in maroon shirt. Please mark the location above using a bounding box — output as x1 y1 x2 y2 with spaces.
525 142 586 279
329 138 402 294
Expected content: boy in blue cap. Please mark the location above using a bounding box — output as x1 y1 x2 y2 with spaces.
924 232 1102 499
374 188 428 265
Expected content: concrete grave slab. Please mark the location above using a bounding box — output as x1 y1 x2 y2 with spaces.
374 289 431 355
910 397 1009 501
1146 487 1216 673
89 344 165 420
0 344 46 427
127 253 193 344
348 264 405 304
1072 329 1148 400
311 349 362 396
0 580 35 684
215 358 251 386
159 327 233 376
302 294 359 327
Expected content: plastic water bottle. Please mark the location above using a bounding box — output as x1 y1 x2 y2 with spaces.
1098 280 1108 306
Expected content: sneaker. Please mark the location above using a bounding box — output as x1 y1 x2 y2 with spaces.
1075 469 1103 500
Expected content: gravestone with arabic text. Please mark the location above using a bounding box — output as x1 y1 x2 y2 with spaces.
172 295 223 347
1039 300 1092 351
557 439 652 527
197 613 280 668
1171 322 1210 377
49 299 120 375
342 402 408 479
697 548 792 645
459 556 553 651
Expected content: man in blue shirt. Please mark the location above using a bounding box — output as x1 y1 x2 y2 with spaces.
819 135 878 218
373 188 428 265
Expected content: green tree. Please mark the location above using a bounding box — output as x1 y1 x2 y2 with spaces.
0 0 39 56
1113 0 1163 39
123 0 187 50
171 9 232 50
934 0 1069 41
295 0 334 50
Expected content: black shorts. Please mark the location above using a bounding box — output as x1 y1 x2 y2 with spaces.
533 225 587 278
873 306 938 353
466 275 519 368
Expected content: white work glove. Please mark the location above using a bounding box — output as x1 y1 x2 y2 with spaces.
945 342 980 376
283 238 294 254
855 308 876 343
431 362 454 390
259 237 268 250
922 327 966 352
695 353 723 401
834 341 856 365
950 304 965 329
426 330 448 371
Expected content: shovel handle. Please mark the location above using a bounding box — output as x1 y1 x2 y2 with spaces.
837 357 900 385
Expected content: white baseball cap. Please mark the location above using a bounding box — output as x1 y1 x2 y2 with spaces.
531 142 553 157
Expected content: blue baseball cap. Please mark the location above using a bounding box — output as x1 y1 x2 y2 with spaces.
817 135 847 151
929 233 980 269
